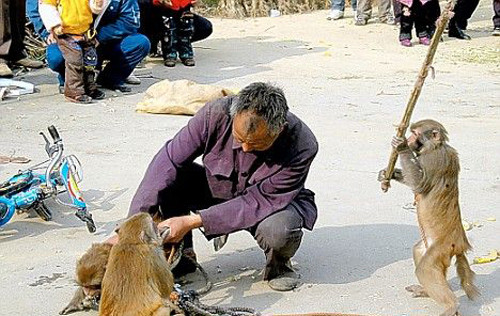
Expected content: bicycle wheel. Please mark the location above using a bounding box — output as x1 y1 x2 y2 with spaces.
34 201 52 221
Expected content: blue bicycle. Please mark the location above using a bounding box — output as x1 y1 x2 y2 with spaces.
0 126 96 233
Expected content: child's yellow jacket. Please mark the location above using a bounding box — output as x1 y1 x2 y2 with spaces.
39 0 94 35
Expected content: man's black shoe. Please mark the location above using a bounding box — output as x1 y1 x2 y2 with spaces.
164 58 176 67
449 24 471 40
181 58 195 67
88 89 106 100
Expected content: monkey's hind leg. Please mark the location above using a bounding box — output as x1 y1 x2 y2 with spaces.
416 245 459 316
406 240 429 298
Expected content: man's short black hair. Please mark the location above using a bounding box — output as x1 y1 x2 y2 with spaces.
231 82 288 135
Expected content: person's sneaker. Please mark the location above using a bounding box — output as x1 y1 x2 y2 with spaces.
327 9 344 20
419 36 430 45
400 39 412 47
355 17 367 26
268 271 300 291
492 26 500 36
164 58 176 67
125 75 141 85
0 62 13 77
13 57 44 69
181 58 195 67
171 247 198 278
58 85 64 94
88 89 106 100
65 94 93 104
381 15 395 25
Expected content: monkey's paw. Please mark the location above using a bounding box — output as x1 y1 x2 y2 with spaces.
405 284 429 298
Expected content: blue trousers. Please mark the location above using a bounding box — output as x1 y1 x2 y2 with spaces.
46 33 150 86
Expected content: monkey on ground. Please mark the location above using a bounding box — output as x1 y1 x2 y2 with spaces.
60 217 185 314
60 243 112 314
99 212 178 316
378 119 479 316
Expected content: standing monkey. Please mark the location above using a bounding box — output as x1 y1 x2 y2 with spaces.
378 119 479 316
99 213 176 316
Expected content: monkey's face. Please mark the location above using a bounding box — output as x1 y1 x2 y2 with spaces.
407 129 423 152
82 284 101 297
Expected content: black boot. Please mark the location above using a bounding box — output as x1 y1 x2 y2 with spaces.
448 21 471 40
161 16 178 67
178 11 195 67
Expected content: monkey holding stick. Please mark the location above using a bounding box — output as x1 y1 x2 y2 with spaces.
378 119 479 316
99 212 178 316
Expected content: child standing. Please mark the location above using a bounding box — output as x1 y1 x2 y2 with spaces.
154 0 196 67
39 0 105 103
397 0 438 47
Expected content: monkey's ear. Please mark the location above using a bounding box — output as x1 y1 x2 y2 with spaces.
431 129 441 141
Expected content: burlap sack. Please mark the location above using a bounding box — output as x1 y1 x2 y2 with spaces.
136 79 235 115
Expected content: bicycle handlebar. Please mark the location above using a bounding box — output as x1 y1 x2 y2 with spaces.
48 125 61 143
44 126 64 190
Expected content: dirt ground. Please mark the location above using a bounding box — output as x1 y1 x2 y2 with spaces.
0 2 499 315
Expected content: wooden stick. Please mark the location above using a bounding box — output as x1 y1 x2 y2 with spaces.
380 0 454 192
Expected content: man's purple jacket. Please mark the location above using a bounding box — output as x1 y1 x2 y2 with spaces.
129 96 318 237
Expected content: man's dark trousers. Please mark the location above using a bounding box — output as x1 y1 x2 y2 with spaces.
150 163 306 280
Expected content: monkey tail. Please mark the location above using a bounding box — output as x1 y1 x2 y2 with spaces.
455 253 479 300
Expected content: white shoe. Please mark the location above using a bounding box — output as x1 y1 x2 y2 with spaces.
125 75 141 85
327 9 344 20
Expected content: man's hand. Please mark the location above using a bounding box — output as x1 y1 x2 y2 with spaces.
391 136 409 153
158 214 202 244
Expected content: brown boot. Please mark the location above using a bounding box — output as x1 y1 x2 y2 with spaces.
13 57 44 69
0 62 13 77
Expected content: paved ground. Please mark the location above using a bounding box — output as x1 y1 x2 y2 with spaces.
0 2 499 315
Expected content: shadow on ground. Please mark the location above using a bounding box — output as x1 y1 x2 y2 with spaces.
178 223 418 311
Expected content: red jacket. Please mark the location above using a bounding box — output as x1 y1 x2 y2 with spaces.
152 0 192 10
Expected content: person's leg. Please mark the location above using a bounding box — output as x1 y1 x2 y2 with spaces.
493 0 500 34
327 0 345 20
399 4 414 46
177 10 195 66
7 0 26 61
7 0 43 68
97 34 150 91
251 203 304 283
378 0 394 23
45 43 65 92
414 1 430 44
449 0 479 39
424 0 440 38
191 14 213 42
392 0 402 24
455 0 480 30
56 35 90 103
161 10 179 67
356 0 372 24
